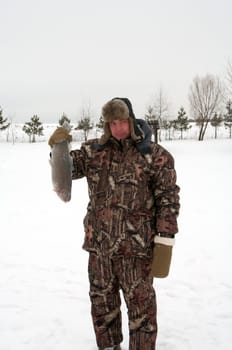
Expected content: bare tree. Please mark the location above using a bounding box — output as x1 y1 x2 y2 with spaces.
6 118 15 144
149 88 169 142
153 88 169 121
226 58 232 97
189 74 223 141
224 99 232 138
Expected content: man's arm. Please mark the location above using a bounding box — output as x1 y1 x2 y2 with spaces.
153 146 180 235
151 145 180 278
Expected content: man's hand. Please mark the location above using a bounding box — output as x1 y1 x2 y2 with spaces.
48 127 72 147
151 235 175 278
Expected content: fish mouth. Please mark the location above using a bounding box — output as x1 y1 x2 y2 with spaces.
59 192 71 202
54 186 71 202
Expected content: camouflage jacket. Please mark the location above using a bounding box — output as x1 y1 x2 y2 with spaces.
71 137 180 258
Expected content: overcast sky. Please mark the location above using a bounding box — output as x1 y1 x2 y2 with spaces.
1 0 232 123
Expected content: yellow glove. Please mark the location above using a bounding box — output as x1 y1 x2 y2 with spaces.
48 127 72 147
151 235 175 278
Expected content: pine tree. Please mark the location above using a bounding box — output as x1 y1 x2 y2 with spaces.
0 107 10 131
161 119 173 140
76 116 93 141
210 113 223 139
59 113 71 126
96 115 104 130
22 115 44 142
224 100 232 138
173 107 191 139
144 105 159 143
145 105 156 124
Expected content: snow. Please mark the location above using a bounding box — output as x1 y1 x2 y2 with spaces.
0 138 232 350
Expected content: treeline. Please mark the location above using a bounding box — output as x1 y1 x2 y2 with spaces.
1 106 231 143
1 59 232 142
145 101 232 141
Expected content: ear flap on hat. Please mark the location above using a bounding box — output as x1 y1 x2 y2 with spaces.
98 122 111 145
128 118 142 142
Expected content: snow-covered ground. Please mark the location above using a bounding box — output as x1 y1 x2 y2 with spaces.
0 138 232 350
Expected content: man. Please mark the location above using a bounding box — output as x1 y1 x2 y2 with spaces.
49 97 180 350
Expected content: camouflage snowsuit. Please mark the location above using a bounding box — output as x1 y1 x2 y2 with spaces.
71 137 180 349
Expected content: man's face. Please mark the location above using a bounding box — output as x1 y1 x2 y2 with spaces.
109 119 130 141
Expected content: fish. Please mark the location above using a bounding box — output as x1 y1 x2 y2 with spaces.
50 123 72 202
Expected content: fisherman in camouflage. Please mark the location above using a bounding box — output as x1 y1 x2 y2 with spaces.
48 97 180 350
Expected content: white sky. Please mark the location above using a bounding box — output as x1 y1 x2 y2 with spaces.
1 0 232 123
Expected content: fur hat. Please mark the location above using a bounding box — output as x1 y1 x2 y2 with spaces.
99 98 141 145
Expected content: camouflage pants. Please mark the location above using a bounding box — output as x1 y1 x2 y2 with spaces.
88 253 157 350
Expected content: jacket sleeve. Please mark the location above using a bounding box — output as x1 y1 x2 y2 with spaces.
152 146 180 235
70 145 87 180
